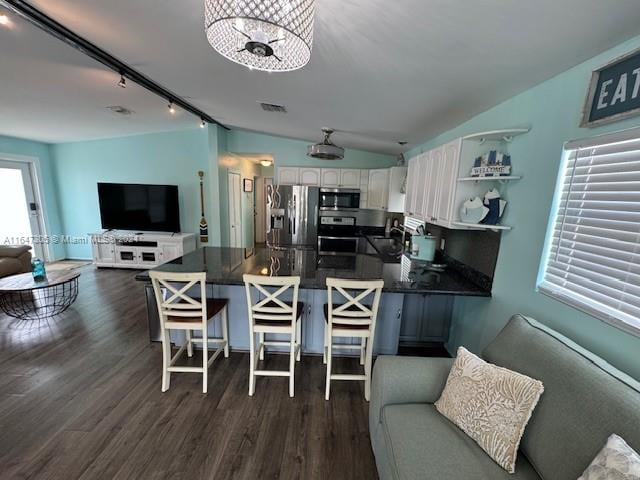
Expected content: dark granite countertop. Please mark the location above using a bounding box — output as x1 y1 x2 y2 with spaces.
135 246 491 296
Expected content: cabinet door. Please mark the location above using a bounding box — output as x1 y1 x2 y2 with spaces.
299 167 321 186
320 168 340 187
367 169 389 210
94 241 115 263
416 153 431 220
404 157 418 216
359 169 369 192
387 166 407 213
277 167 299 185
160 244 180 262
437 140 460 224
426 147 443 222
340 169 360 188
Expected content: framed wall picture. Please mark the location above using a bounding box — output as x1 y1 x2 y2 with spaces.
243 178 253 192
581 46 640 127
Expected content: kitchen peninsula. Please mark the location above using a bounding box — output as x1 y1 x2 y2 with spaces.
136 246 490 355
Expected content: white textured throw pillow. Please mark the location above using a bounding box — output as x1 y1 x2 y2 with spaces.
578 434 640 480
435 347 544 473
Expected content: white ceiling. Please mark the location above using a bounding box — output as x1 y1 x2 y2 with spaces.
1 0 640 154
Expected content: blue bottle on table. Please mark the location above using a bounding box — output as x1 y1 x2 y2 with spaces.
31 258 47 280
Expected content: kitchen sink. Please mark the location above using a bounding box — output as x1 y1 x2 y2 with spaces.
367 236 404 260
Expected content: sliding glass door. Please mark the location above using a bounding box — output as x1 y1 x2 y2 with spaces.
0 160 45 259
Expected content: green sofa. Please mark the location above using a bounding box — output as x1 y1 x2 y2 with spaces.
370 314 640 480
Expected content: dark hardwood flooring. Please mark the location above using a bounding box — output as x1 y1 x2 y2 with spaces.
0 266 378 479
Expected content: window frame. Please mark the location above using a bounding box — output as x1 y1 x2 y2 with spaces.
537 126 640 338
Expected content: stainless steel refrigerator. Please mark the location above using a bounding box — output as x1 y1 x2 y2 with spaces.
266 185 319 248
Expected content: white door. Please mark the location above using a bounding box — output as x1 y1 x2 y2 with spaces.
228 172 242 247
299 167 321 186
340 169 360 188
0 160 45 259
277 167 299 185
321 168 340 187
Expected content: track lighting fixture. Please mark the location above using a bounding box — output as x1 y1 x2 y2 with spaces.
118 74 126 88
200 119 206 128
168 101 175 114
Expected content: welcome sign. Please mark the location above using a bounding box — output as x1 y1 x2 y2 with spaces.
581 47 640 127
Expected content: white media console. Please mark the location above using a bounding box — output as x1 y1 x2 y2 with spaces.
89 231 196 269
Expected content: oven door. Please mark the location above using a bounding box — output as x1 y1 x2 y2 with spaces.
319 189 360 210
318 236 359 255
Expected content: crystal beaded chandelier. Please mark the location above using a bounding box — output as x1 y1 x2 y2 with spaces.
204 0 316 72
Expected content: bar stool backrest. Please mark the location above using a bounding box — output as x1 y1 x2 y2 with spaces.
243 274 301 328
326 277 384 328
149 271 207 326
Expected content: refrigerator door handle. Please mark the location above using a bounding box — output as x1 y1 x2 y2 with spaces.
293 194 297 235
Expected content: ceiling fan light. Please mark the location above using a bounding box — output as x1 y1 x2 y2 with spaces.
204 0 316 72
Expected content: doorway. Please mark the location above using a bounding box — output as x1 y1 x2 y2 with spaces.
0 159 45 259
228 171 242 248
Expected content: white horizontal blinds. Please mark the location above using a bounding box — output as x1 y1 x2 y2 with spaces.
540 134 640 334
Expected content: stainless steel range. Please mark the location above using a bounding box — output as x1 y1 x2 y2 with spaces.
317 215 359 255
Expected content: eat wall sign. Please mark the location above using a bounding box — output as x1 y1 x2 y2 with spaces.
581 47 640 127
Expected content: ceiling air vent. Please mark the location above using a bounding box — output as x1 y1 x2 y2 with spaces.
106 106 134 116
258 101 287 113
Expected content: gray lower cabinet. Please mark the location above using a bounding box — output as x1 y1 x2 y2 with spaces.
149 283 404 356
399 294 453 344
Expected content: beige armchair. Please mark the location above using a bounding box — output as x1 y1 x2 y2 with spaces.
0 246 32 279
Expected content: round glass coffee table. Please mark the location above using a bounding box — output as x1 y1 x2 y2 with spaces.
0 271 80 320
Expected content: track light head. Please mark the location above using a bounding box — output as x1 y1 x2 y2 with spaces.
118 74 126 88
200 119 206 128
168 101 175 114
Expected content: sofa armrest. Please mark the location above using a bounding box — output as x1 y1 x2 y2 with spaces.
0 245 31 259
370 356 454 428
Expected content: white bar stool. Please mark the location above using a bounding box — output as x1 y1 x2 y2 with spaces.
243 274 303 397
323 277 383 401
149 271 229 394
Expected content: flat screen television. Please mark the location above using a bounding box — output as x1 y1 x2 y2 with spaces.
97 182 181 232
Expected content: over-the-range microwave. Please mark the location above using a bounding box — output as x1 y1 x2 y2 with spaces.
319 188 360 210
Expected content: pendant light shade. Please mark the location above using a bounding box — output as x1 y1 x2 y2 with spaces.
204 0 316 72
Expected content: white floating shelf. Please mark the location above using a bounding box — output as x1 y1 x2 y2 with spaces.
453 221 512 231
458 176 521 182
462 128 530 144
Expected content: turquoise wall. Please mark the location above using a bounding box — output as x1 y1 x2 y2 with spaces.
408 35 640 380
50 128 217 259
226 129 396 169
0 135 65 260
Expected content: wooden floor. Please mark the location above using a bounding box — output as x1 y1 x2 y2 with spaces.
0 266 378 479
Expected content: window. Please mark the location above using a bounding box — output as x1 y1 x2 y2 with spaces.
539 127 640 336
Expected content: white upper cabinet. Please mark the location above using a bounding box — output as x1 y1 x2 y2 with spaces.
367 169 390 210
299 167 321 186
387 166 407 213
404 156 419 217
437 139 461 223
320 168 340 187
366 167 406 212
404 137 464 228
424 146 444 222
277 167 299 185
340 169 360 188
